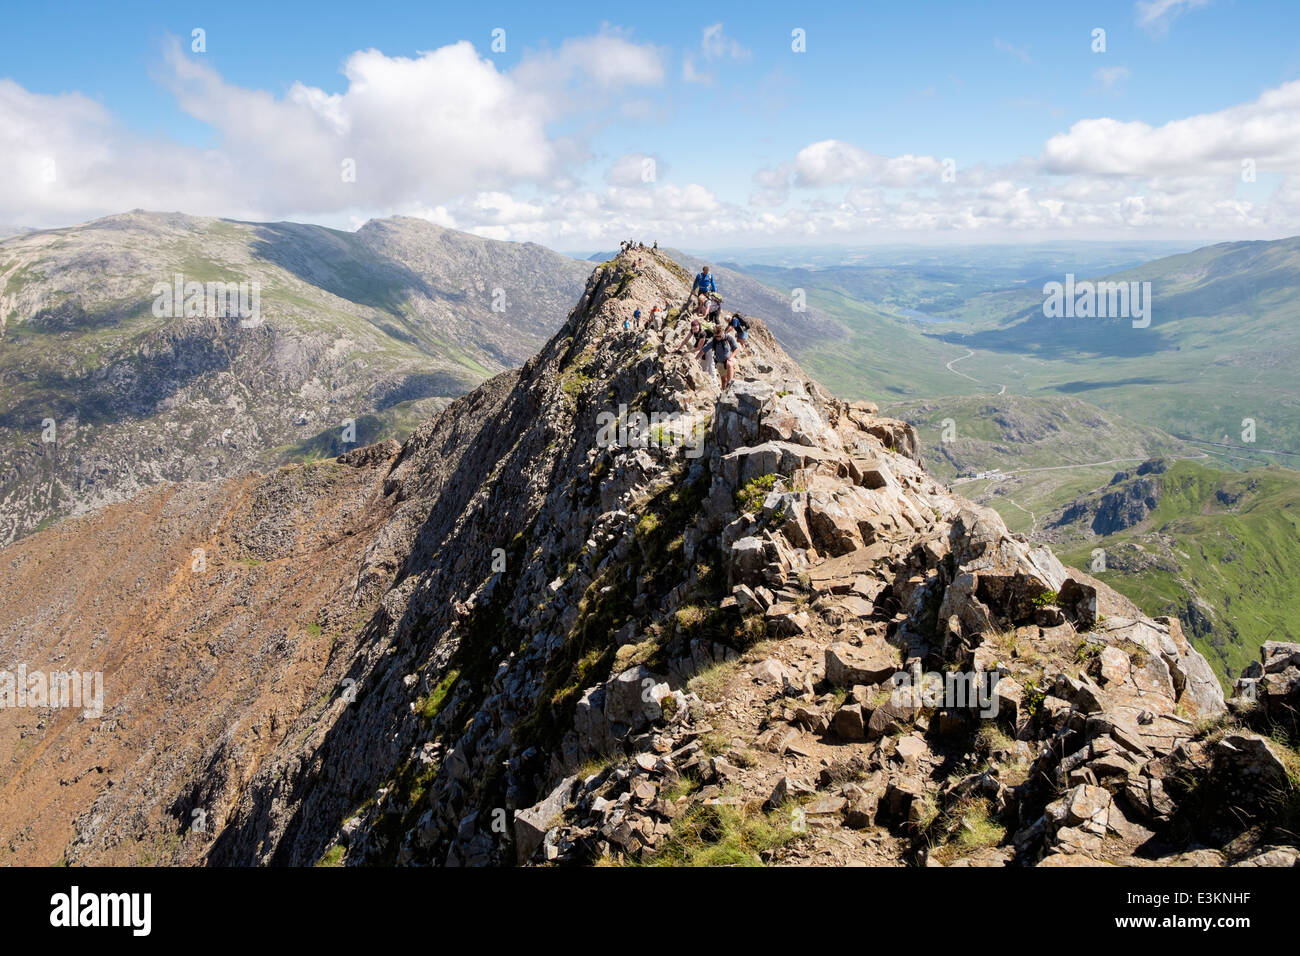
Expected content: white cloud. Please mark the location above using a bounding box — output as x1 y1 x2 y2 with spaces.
1136 0 1210 34
684 22 748 85
700 23 749 62
0 77 242 222
6 28 1300 247
682 57 712 85
1042 79 1300 176
162 40 561 213
513 29 665 91
691 78 1300 243
750 166 792 207
606 153 666 187
793 140 943 188
0 31 664 226
793 140 875 186
439 182 724 245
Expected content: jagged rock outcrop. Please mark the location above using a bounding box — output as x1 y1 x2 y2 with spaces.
0 246 1292 868
1232 641 1300 729
1047 461 1169 537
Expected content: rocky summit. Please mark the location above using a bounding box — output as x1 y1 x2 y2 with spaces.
1 247 1296 868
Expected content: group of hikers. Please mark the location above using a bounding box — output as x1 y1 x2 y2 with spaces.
616 248 750 392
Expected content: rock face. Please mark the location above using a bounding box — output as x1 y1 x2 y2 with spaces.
1049 464 1166 536
0 246 1291 869
1233 641 1300 727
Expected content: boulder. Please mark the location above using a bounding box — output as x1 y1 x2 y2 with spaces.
718 441 849 490
1098 646 1131 686
831 703 866 740
1262 641 1300 673
825 638 901 688
712 380 773 451
749 658 792 685
805 491 864 556
758 393 842 451
728 536 767 588
765 602 811 636
1210 733 1290 791
514 774 579 863
851 456 898 491
1045 784 1112 837
603 666 668 729
766 774 814 809
868 694 920 739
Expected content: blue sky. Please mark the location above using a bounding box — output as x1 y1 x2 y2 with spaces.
3 0 1300 246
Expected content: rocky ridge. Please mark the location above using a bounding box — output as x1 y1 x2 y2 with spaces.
1 247 1295 867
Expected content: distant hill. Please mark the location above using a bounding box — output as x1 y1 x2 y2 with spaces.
883 393 1195 534
0 210 589 543
929 236 1300 460
887 393 1193 480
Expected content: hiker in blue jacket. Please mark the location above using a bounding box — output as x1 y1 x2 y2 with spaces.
691 265 716 296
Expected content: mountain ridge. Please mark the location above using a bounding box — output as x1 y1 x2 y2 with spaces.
0 210 591 544
2 247 1295 868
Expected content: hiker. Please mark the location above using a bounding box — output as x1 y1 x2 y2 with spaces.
696 324 740 390
632 308 642 330
727 312 750 349
693 292 721 325
691 265 716 296
648 305 661 329
677 315 706 353
653 240 658 250
697 291 721 318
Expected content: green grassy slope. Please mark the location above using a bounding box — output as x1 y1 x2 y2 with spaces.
1056 460 1300 685
880 393 1195 534
774 287 979 401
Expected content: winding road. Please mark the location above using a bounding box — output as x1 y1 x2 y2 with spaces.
945 348 1007 395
